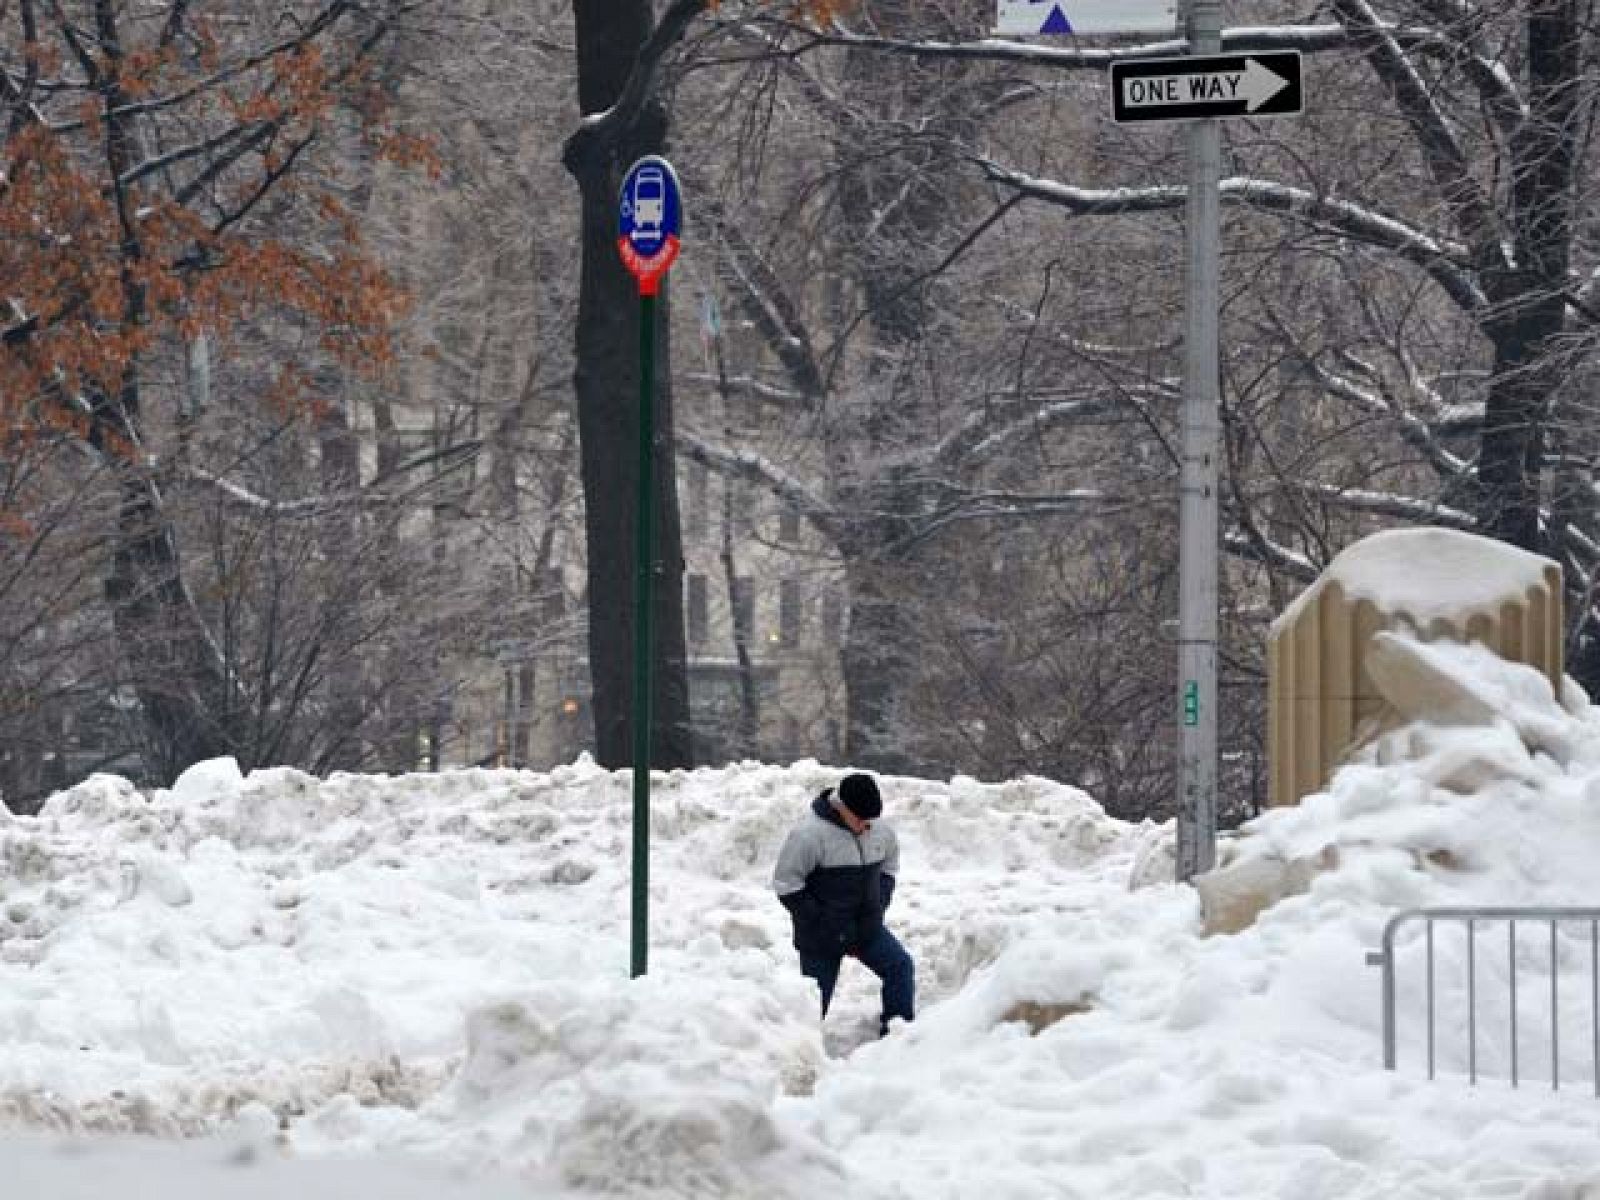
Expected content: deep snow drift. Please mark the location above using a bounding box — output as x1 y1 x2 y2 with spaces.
3 638 1600 1197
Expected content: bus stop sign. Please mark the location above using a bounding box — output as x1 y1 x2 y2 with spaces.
618 156 682 296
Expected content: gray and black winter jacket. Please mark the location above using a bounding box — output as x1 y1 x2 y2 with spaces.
772 789 899 956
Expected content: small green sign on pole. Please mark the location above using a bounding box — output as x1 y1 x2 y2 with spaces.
617 156 682 979
1182 679 1200 727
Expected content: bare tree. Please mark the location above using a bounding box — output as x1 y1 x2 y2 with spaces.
0 1 438 780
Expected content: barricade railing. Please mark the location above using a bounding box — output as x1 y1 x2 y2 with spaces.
1366 906 1600 1094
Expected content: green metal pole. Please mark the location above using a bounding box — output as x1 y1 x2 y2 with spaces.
631 289 657 978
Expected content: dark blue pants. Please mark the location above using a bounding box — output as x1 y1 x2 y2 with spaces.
800 926 915 1035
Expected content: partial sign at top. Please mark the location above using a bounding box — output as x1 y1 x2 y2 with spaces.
995 0 1176 36
618 156 682 296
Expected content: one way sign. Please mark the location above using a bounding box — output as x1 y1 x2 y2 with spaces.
1110 51 1303 124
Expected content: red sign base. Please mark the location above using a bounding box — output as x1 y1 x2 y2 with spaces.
618 235 680 296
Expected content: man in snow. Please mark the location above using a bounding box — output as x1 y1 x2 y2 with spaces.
772 772 915 1036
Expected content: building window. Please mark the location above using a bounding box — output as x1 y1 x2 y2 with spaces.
686 461 708 538
821 589 843 640
731 576 755 645
779 579 802 648
727 477 756 538
687 574 708 646
539 569 565 623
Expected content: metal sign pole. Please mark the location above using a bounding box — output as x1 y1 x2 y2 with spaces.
1175 0 1221 881
630 288 657 978
617 156 682 977
1099 15 1304 879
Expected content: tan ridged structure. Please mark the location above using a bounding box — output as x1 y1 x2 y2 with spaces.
1268 528 1564 808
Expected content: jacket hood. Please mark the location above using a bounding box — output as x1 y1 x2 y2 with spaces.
812 788 851 830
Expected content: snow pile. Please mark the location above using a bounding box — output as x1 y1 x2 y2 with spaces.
3 640 1600 1197
1 1127 532 1200
0 758 1132 1196
298 980 844 1197
789 636 1600 1196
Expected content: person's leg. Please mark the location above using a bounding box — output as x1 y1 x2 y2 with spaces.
855 926 914 1034
798 951 843 1016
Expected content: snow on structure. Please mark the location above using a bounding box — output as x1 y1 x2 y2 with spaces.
1267 527 1563 808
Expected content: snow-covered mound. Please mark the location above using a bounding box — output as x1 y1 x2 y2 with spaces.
0 759 1133 1196
2 640 1600 1197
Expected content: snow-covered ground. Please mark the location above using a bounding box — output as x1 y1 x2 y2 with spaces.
3 639 1600 1197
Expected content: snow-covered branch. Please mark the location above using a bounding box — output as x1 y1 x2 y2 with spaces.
1287 481 1475 528
1222 528 1318 580
179 467 333 518
174 441 482 519
681 372 803 405
976 161 1185 217
698 195 825 401
892 487 1112 554
677 430 836 537
1224 181 1484 314
1303 350 1472 481
935 393 1129 469
1327 0 1505 272
759 18 1367 69
980 160 1485 315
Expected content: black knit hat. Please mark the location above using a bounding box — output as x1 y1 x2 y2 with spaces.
838 773 882 820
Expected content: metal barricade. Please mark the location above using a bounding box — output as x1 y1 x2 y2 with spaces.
1366 906 1600 1093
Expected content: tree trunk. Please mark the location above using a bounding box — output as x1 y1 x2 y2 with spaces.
1476 0 1580 556
106 458 234 782
1476 0 1598 697
567 0 692 769
316 394 366 772
91 5 233 782
720 489 760 753
835 478 920 774
1477 305 1561 552
838 570 917 775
